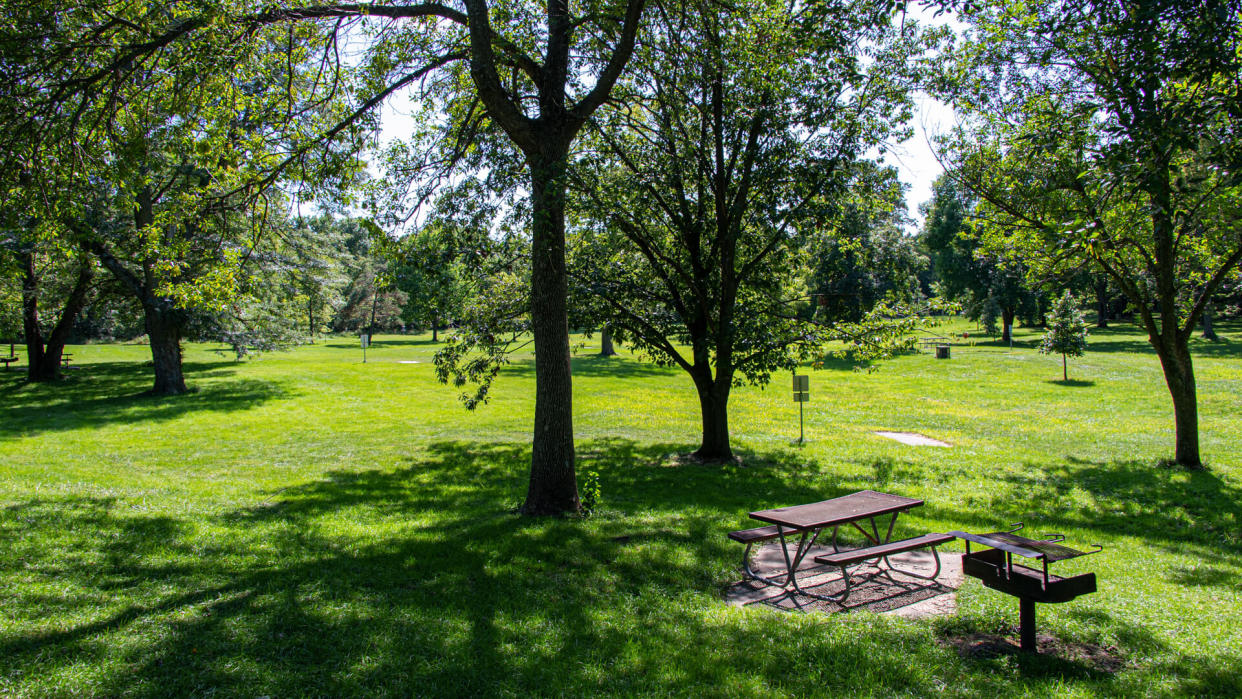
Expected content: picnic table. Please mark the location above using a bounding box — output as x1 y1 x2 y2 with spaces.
730 489 953 602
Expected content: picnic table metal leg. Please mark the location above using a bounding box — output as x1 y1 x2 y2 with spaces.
774 526 865 603
881 544 944 581
741 541 796 589
849 512 898 546
741 526 825 590
775 526 825 587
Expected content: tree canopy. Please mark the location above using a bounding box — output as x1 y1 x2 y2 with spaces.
939 0 1242 467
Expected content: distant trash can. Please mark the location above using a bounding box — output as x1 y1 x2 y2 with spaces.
936 345 951 359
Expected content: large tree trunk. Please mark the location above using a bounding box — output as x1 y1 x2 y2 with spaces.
1001 308 1016 343
520 153 579 516
144 300 187 395
20 251 93 382
599 325 616 356
1094 278 1109 328
1201 302 1217 341
691 369 733 461
34 262 93 382
1155 339 1200 468
20 251 47 381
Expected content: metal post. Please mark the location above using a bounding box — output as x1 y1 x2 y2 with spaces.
792 374 809 445
1019 597 1037 653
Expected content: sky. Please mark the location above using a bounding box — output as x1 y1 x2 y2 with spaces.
889 93 957 228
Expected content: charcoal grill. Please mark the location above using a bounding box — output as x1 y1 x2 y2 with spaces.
949 524 1103 653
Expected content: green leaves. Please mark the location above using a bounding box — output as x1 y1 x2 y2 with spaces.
1039 290 1088 359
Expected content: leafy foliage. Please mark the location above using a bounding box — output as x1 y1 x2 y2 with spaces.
918 175 1043 338
565 0 939 458
937 0 1242 465
1039 290 1089 379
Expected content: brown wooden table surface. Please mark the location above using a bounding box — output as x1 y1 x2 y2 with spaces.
749 489 923 531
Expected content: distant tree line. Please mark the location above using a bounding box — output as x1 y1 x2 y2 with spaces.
0 214 474 350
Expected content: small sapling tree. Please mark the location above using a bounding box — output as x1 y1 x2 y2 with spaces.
1040 291 1088 381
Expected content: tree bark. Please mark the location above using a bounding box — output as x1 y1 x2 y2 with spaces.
599 325 616 356
1062 353 1067 381
84 186 191 396
1155 339 1200 468
1201 302 1217 341
691 369 733 461
20 250 46 381
1152 186 1201 468
520 152 579 515
34 261 93 381
20 250 93 382
1001 308 1015 343
144 300 187 395
1094 278 1109 328
368 282 379 338
454 0 644 515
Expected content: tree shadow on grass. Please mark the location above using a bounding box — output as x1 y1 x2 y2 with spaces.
848 456 928 488
1073 334 1242 359
2 441 1237 696
318 336 438 350
0 360 289 438
1048 379 1095 387
500 355 679 380
1057 609 1242 695
811 354 875 372
918 456 1242 559
944 606 1240 692
0 440 959 696
1166 564 1240 590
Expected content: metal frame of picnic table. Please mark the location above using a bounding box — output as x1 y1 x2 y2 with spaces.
747 490 943 602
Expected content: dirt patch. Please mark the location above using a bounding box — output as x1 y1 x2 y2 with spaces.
940 632 1126 674
873 431 952 447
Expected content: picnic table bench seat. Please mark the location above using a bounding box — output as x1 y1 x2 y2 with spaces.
727 525 783 544
814 532 954 567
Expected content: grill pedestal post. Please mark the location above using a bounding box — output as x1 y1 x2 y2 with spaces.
1019 597 1037 653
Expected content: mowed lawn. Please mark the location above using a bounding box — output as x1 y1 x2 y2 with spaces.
1 320 1240 697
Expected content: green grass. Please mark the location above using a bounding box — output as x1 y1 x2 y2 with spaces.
1 321 1240 697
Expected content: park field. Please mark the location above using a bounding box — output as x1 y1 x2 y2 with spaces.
1 320 1240 697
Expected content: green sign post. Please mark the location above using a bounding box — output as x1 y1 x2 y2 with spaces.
792 374 810 444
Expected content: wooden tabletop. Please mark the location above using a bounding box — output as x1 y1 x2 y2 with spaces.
749 490 923 530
